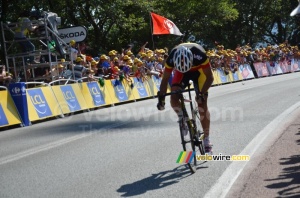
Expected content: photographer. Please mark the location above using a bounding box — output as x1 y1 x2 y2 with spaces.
14 11 38 64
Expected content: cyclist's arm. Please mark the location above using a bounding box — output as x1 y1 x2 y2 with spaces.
201 63 214 94
159 68 172 95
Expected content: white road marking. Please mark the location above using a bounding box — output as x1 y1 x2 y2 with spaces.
203 101 300 198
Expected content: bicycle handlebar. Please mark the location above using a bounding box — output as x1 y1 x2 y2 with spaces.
159 88 193 97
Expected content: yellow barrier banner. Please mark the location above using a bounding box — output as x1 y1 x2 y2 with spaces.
0 90 22 128
78 81 111 108
104 80 119 104
214 68 232 84
143 76 158 97
26 87 63 122
132 77 149 99
121 79 136 101
235 70 244 81
152 75 161 91
212 69 221 85
51 84 88 114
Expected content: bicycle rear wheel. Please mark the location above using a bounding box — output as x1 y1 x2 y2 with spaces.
179 118 197 174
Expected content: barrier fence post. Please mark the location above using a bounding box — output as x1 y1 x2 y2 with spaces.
8 82 31 126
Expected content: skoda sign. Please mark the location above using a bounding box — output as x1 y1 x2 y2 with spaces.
58 26 87 44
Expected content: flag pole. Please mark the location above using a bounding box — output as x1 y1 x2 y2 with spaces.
149 12 155 50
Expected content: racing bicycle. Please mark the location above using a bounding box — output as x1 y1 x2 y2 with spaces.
160 83 206 173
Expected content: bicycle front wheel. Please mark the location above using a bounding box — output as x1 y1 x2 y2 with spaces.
179 118 197 174
192 102 206 156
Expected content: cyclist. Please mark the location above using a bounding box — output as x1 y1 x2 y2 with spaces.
157 42 214 153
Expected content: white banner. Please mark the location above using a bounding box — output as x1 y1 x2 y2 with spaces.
58 26 87 44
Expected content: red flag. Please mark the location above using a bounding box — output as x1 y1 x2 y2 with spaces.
150 12 183 36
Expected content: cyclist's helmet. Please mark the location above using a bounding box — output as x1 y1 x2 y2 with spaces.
173 46 193 73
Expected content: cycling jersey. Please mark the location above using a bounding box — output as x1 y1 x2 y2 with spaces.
165 43 210 72
165 43 212 92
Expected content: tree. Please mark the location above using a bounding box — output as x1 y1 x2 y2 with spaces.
1 0 299 63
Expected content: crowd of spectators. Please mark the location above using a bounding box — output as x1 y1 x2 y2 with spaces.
1 39 299 88
207 41 300 76
39 40 168 87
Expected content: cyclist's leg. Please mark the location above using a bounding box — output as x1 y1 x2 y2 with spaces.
193 68 212 151
170 70 185 115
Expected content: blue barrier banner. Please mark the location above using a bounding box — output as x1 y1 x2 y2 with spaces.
111 79 128 102
133 78 148 98
60 85 81 112
27 89 52 118
87 82 106 106
0 104 9 126
9 82 30 126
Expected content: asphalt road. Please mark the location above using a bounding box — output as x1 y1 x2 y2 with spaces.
0 72 299 198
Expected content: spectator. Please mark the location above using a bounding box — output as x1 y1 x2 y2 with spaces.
69 40 79 62
138 41 148 54
155 57 164 77
126 50 135 60
49 59 66 80
108 50 117 65
122 59 133 78
132 58 140 74
146 55 158 76
90 60 98 74
111 57 120 78
78 42 87 54
73 57 87 81
135 60 148 82
121 55 131 70
62 64 73 79
121 59 134 88
97 54 111 77
0 65 13 86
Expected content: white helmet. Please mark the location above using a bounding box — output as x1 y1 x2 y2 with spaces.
173 46 193 73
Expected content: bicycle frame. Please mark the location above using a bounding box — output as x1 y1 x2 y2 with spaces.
179 86 196 137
